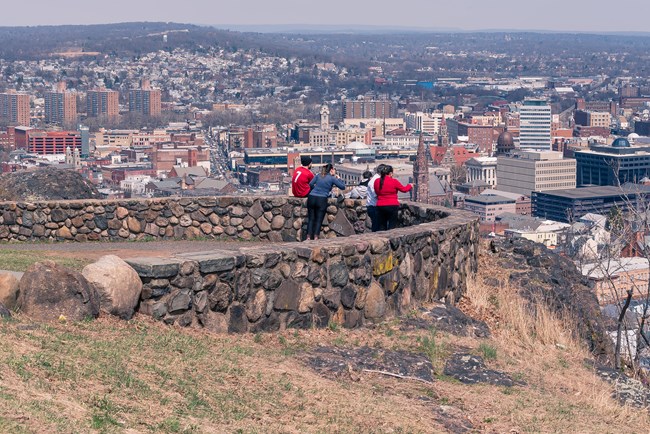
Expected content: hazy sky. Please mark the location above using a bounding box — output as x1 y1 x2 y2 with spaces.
2 0 649 33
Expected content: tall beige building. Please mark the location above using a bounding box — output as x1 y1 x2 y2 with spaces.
497 150 576 196
0 91 30 126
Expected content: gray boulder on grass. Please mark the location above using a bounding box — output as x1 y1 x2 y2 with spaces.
82 255 143 320
17 261 100 322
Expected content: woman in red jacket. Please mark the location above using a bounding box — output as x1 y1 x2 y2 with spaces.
374 165 413 231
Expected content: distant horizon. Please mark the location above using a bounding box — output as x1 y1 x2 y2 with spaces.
212 23 650 37
0 21 649 38
1 0 649 33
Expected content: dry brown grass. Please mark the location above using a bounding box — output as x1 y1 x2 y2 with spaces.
456 261 650 433
1 250 649 432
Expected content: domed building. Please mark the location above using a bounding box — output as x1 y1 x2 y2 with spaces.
496 131 515 156
611 137 631 148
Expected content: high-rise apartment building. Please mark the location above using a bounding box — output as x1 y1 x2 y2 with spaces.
86 89 119 118
128 80 161 117
519 99 552 151
0 91 30 126
44 83 77 125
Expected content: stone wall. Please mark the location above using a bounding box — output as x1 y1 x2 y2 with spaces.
0 197 368 242
125 201 479 332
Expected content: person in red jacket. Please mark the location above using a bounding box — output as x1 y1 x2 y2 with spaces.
374 165 413 231
291 156 314 198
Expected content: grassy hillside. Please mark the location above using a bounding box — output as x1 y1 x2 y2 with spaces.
0 249 648 433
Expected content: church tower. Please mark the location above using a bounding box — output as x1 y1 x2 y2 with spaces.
438 116 449 147
320 105 330 131
413 133 430 204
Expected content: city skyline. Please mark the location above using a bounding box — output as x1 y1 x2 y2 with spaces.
0 0 649 33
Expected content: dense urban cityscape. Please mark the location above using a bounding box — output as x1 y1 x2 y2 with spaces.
1 18 650 432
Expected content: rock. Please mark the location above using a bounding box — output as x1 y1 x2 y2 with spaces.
0 271 20 309
228 303 248 333
255 216 270 232
340 285 357 309
364 281 386 319
0 302 10 318
443 353 515 386
209 283 232 312
126 217 142 233
82 255 143 320
248 201 264 219
329 261 349 287
116 207 129 219
306 346 434 383
271 215 285 230
298 283 315 313
329 211 355 236
246 289 267 322
179 215 192 227
57 226 73 239
168 291 192 314
194 291 208 313
274 280 300 311
17 261 100 322
312 302 331 328
201 310 228 333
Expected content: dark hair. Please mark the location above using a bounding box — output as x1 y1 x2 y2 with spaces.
321 163 334 177
300 155 312 167
375 164 386 175
379 165 393 191
362 170 372 180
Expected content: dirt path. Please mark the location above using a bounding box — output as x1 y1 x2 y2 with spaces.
0 239 269 262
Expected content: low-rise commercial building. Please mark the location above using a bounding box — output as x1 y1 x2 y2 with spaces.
464 195 517 222
532 184 650 222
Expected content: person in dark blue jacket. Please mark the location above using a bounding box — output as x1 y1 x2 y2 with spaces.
306 163 345 240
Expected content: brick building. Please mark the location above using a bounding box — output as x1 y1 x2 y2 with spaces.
87 89 119 118
26 130 82 155
129 81 162 117
0 91 30 126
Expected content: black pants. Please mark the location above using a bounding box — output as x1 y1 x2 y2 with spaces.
367 205 380 232
306 195 328 239
377 205 399 231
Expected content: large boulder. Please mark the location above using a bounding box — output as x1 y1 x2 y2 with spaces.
17 261 100 322
0 271 21 310
82 255 143 320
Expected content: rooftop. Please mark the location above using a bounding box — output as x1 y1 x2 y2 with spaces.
465 195 516 205
534 184 650 200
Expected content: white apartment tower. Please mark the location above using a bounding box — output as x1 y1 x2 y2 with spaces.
404 111 444 135
519 99 552 150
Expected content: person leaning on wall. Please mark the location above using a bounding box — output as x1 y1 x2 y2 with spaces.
366 164 386 232
291 155 314 198
374 164 412 231
306 163 345 240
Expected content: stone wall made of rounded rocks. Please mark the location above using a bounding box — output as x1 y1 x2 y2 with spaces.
127 203 480 333
0 196 368 243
